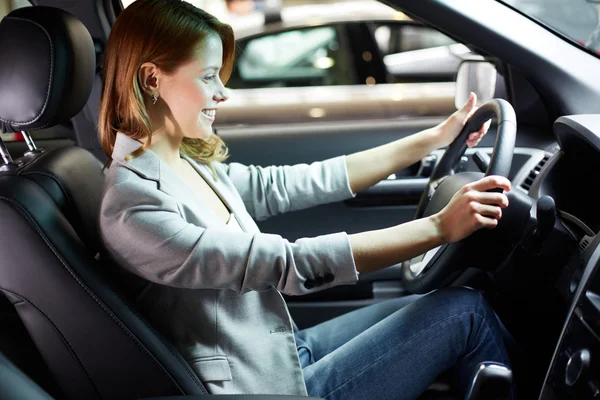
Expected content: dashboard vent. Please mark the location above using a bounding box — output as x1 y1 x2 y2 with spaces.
579 237 592 253
520 155 550 192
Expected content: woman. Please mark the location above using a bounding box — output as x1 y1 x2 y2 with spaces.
98 0 514 399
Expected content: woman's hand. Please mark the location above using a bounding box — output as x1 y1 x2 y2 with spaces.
431 175 511 244
434 92 491 148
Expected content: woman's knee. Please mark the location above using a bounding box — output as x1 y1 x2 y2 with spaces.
423 286 490 316
433 287 511 359
417 286 505 338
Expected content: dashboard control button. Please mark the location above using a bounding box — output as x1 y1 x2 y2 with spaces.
565 348 591 387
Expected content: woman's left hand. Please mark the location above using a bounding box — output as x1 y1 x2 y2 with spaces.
434 92 491 148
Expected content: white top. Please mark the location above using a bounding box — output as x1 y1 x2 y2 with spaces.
226 212 244 232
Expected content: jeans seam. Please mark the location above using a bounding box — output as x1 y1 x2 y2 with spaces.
476 314 509 367
322 311 482 399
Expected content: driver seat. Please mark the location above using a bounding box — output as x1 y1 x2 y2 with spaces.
0 6 211 399
0 5 464 400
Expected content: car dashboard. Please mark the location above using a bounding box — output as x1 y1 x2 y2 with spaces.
523 115 600 399
432 115 600 399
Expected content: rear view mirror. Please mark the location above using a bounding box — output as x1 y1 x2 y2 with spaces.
454 60 497 109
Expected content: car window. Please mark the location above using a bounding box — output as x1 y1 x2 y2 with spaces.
227 25 355 89
499 0 600 56
372 23 473 83
374 24 455 55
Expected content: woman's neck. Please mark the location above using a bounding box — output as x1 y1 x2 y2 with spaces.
147 131 184 168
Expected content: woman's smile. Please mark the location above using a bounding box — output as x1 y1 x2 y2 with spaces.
201 108 217 123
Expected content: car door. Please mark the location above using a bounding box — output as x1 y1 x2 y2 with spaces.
214 17 476 328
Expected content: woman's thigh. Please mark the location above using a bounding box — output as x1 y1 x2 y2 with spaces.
295 293 424 363
299 287 511 400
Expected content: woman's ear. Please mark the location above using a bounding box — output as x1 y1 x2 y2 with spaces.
138 62 160 95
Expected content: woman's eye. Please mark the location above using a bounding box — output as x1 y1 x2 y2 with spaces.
204 75 216 81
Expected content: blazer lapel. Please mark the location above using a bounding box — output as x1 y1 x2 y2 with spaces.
111 133 245 230
111 132 160 182
181 154 252 233
180 155 235 211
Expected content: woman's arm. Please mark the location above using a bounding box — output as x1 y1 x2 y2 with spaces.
349 175 511 274
224 156 353 221
99 169 359 296
100 169 508 295
345 127 441 193
346 92 489 193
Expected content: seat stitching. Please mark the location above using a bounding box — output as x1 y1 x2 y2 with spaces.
21 170 85 243
104 281 208 392
21 170 77 214
20 152 206 391
0 287 103 399
0 17 53 125
0 196 188 394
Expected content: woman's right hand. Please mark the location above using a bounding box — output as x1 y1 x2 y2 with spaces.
432 175 511 244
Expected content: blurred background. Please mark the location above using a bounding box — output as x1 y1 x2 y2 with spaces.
2 0 599 129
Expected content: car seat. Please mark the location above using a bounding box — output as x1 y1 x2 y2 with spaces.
0 6 289 400
0 5 477 400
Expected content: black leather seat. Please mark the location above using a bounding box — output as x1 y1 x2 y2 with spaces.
0 6 212 400
0 6 463 400
0 6 324 400
0 351 55 400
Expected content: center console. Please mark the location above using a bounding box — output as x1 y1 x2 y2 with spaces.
539 233 600 399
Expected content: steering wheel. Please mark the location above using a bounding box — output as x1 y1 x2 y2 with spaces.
401 99 517 294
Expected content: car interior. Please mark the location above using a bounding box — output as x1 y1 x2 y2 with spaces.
1 0 600 400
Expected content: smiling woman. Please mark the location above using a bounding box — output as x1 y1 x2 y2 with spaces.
97 1 519 399
99 0 234 167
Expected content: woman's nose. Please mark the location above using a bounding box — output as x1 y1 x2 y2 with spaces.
214 86 230 103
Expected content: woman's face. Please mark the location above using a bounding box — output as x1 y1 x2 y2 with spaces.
158 34 229 141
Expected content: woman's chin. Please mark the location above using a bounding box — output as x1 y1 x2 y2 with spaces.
185 130 213 141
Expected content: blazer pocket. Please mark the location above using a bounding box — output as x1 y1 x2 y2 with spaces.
189 355 232 382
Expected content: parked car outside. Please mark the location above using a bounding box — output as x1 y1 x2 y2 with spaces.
214 1 473 126
119 0 476 126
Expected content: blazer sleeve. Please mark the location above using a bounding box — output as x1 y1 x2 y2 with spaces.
98 173 359 295
222 155 356 221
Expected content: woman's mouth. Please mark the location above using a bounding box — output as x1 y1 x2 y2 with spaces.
201 109 216 122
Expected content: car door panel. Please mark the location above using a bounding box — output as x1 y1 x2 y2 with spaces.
346 178 428 207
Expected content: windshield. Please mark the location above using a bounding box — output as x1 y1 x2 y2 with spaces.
499 0 600 56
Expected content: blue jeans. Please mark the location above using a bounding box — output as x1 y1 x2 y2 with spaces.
294 287 514 400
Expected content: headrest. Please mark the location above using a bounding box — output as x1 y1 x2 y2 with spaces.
0 6 95 133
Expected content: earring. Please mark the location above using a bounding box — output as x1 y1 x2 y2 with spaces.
151 94 158 104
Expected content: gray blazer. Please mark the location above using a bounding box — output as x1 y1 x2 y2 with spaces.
98 133 359 395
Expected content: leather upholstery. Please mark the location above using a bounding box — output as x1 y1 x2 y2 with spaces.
0 6 211 399
0 351 54 400
18 147 105 255
0 174 208 399
0 6 94 132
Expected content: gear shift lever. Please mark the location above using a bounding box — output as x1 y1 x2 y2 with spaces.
465 362 512 400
